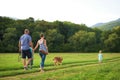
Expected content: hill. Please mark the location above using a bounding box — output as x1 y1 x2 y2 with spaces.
91 18 120 30
91 23 104 27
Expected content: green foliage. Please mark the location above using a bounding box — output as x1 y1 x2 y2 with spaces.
46 29 64 52
102 26 120 52
69 31 96 52
0 16 120 52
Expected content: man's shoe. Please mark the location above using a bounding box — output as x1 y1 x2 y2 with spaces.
24 67 28 70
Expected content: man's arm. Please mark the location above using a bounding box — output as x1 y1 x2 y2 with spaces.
29 36 33 48
29 41 33 48
18 41 21 52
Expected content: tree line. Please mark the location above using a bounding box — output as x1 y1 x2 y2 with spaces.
0 16 120 53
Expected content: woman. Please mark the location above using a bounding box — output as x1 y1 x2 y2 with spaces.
34 33 48 72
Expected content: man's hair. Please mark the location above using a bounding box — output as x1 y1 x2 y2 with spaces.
24 29 29 33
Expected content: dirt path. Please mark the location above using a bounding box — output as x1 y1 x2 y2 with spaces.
0 58 120 80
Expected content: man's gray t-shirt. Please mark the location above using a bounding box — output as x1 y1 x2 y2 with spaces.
20 34 32 50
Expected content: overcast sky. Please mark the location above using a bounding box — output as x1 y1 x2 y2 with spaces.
0 0 120 26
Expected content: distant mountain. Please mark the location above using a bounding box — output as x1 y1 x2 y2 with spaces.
91 23 104 28
91 18 120 30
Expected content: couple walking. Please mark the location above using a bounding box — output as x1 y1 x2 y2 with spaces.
18 29 48 72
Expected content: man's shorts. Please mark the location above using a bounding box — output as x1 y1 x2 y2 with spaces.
21 49 32 59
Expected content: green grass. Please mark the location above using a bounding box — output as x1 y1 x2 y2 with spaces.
21 60 120 80
0 53 120 80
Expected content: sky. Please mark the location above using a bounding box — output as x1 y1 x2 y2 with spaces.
0 0 120 26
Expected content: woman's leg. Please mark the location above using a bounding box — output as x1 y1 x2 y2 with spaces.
39 52 46 71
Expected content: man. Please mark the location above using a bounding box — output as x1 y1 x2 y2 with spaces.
19 29 33 70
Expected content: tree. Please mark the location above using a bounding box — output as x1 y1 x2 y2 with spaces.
2 28 17 52
104 33 120 52
46 29 64 52
0 16 15 41
69 31 96 52
0 16 120 53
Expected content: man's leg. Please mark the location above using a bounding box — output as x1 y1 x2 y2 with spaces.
22 59 26 67
21 50 27 70
26 58 32 67
26 49 32 68
22 59 28 70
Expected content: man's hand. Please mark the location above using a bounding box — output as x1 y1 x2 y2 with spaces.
19 48 21 52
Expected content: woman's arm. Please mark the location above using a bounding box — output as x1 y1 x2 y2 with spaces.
33 41 39 51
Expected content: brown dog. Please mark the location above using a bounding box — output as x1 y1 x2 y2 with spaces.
53 57 63 66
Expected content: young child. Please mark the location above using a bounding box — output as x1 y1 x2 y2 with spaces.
28 47 34 69
98 50 103 63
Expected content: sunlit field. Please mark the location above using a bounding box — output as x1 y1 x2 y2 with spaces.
0 53 120 80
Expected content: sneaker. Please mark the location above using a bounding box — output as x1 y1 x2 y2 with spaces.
24 67 28 70
40 69 45 73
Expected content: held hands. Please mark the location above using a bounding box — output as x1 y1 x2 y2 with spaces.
33 48 36 53
32 48 35 52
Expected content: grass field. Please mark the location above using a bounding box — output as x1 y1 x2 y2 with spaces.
0 53 120 80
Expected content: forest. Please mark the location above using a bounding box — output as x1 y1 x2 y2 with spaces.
0 16 120 53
